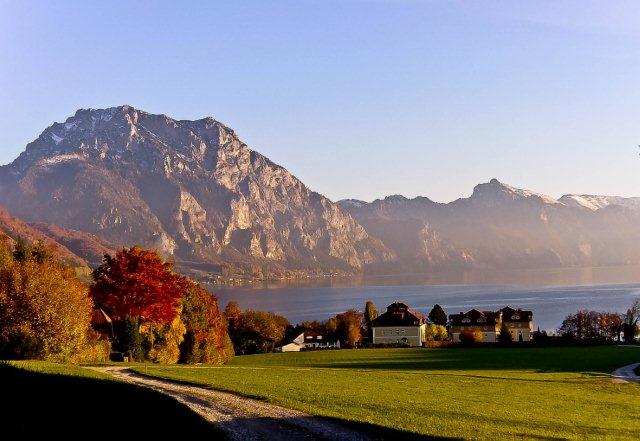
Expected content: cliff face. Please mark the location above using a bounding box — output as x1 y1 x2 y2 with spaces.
340 179 640 272
0 106 393 276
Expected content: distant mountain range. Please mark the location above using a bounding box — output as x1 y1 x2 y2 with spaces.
338 179 640 272
1 105 638 279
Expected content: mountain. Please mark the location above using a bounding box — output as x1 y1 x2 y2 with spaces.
339 179 640 272
0 205 111 269
559 194 640 211
0 105 393 278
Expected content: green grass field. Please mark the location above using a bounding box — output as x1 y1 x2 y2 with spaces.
2 361 223 438
134 346 640 440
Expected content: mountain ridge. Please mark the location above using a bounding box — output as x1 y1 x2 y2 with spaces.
0 105 394 278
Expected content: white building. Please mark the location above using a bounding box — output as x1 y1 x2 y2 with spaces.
371 302 428 347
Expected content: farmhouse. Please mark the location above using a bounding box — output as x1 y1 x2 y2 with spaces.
371 302 428 347
448 307 534 343
90 308 114 340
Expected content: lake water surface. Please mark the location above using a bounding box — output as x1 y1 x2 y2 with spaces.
216 267 640 331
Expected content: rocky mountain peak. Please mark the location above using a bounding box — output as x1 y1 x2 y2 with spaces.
8 105 240 175
0 106 393 276
470 179 559 205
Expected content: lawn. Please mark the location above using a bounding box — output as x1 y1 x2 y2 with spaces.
1 361 223 438
134 346 640 440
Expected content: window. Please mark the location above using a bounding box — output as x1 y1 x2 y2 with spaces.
478 318 486 323
462 318 471 323
511 314 520 320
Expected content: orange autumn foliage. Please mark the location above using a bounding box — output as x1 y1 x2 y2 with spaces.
90 246 183 324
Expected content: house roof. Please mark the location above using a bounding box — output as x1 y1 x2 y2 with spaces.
449 309 501 326
449 307 533 326
91 308 112 326
501 307 533 323
371 302 427 327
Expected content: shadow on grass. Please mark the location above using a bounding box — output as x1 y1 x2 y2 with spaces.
0 363 223 438
303 346 640 375
1 363 457 440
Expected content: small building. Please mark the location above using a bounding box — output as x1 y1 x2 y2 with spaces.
371 302 428 347
277 331 340 352
449 309 501 342
302 330 340 349
448 307 534 343
90 308 114 340
500 307 534 342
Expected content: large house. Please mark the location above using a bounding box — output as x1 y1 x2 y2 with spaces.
449 309 502 342
277 331 341 352
449 307 534 343
371 302 428 347
500 307 534 342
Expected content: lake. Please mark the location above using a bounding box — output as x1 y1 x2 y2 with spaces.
216 267 640 331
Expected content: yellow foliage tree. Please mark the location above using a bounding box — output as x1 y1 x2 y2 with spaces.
142 312 186 364
0 240 93 360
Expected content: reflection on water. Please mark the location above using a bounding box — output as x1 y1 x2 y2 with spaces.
215 266 640 332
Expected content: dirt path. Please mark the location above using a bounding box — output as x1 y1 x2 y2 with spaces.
611 363 640 384
89 366 370 441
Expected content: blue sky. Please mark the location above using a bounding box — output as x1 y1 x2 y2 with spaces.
1 1 639 202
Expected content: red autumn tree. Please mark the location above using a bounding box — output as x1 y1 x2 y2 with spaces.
90 247 184 324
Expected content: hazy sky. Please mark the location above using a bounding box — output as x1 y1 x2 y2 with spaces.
1 1 639 202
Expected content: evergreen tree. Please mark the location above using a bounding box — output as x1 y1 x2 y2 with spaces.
428 304 448 326
364 300 378 339
498 322 513 344
118 316 145 361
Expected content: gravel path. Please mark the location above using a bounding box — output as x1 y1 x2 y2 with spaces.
89 366 371 441
611 363 640 384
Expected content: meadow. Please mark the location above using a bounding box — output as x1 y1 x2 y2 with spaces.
134 346 640 440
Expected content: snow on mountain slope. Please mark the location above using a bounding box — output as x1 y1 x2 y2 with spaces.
559 194 640 211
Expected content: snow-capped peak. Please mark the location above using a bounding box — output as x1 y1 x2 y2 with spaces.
559 194 640 211
473 179 561 204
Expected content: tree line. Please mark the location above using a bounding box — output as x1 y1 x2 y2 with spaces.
558 302 639 343
0 239 233 363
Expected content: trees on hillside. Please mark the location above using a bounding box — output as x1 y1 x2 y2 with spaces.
0 237 94 360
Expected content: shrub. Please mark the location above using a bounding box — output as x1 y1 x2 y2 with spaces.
459 329 483 345
69 337 111 364
424 324 448 341
498 323 513 344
